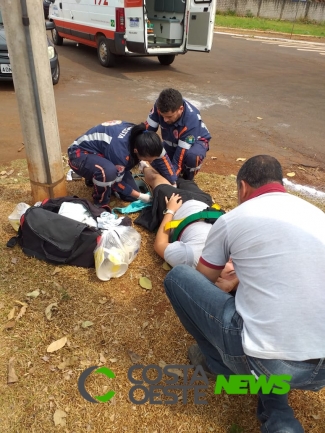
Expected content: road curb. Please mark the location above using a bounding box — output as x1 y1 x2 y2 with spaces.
214 28 325 46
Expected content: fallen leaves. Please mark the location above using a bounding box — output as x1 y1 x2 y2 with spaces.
2 320 15 331
53 409 67 427
81 321 94 329
41 355 50 362
16 305 27 320
47 336 68 353
162 262 171 271
139 277 152 290
57 356 78 370
286 172 296 177
52 267 61 276
257 117 263 120
128 350 142 364
26 289 40 298
236 158 246 162
45 303 58 321
14 300 28 307
8 357 19 384
98 297 108 304
8 307 16 320
99 353 106 363
158 360 184 377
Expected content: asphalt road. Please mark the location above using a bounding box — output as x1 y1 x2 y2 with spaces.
1 32 324 183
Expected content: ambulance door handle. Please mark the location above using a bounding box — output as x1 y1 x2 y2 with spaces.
59 2 62 8
70 10 74 19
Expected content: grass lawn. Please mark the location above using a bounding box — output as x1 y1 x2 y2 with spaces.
1 158 325 432
215 14 325 38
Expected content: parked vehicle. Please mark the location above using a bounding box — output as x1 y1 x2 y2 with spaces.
48 0 217 67
0 12 60 85
43 0 51 19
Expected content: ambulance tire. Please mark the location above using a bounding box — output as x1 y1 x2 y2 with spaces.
52 27 63 46
97 37 116 68
158 55 175 66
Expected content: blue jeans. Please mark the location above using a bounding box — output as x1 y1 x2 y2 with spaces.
164 265 325 433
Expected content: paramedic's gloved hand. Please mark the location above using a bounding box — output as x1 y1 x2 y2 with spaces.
138 161 150 173
138 193 152 203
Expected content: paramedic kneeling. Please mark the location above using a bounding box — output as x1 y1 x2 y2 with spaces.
68 121 165 206
164 155 325 433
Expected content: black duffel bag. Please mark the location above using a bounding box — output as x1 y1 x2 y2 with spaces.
7 196 104 268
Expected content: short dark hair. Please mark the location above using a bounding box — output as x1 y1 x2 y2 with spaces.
129 123 163 159
237 155 283 189
156 88 183 113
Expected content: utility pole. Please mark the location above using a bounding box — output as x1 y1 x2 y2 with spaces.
0 0 66 201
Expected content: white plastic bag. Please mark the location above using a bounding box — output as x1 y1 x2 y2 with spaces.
8 203 30 231
113 225 141 264
94 226 141 281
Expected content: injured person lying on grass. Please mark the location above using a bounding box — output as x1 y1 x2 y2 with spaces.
134 164 239 294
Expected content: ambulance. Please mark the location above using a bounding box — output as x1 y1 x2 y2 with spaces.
48 0 217 67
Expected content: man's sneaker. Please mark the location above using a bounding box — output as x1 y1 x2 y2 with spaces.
85 178 94 187
138 160 150 173
188 344 216 379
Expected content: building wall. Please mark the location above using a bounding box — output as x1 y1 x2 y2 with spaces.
216 0 325 23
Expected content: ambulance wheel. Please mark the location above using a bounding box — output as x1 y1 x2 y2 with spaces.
52 27 63 46
158 55 175 66
97 37 116 67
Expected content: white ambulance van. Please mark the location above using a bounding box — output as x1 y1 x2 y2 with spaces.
48 0 217 67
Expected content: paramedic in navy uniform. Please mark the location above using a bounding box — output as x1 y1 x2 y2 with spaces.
145 88 211 181
67 121 164 207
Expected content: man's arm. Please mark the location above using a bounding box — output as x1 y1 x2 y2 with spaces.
145 103 160 132
196 259 223 284
151 152 177 185
154 193 183 259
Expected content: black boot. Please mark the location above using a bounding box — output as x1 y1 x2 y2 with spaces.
85 178 94 187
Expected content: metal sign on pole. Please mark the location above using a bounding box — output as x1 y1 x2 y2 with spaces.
0 0 66 202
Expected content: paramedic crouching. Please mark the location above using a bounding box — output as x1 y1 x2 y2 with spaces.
68 121 168 207
145 88 211 181
164 155 325 432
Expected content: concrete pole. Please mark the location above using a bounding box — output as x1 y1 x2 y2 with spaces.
0 0 66 201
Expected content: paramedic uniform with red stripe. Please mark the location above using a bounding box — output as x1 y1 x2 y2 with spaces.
67 121 139 206
146 99 211 180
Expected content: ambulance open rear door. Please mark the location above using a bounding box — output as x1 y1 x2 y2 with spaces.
185 0 217 52
124 0 146 54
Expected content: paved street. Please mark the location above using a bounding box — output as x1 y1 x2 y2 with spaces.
0 32 324 186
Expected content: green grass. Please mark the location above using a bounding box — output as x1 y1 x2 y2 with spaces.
215 13 325 38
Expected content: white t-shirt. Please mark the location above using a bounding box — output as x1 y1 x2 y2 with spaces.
201 186 325 360
164 200 212 268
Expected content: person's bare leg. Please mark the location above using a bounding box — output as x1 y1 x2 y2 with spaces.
143 166 172 190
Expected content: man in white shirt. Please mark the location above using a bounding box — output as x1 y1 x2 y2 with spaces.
164 155 325 433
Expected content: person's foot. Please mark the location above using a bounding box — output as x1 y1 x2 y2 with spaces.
85 178 94 187
138 160 150 173
188 344 216 379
